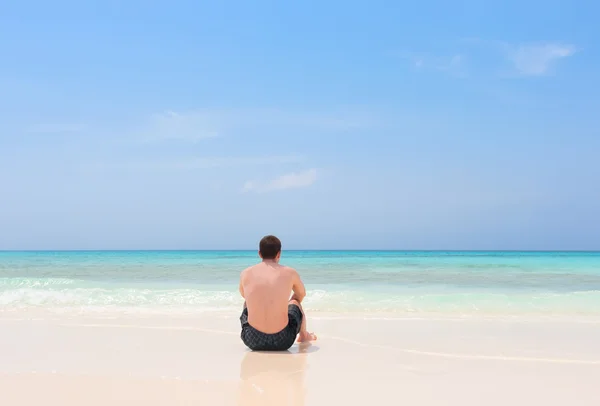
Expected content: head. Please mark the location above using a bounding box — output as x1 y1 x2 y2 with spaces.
259 235 282 262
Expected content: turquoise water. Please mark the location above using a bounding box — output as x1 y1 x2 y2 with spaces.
1 251 600 316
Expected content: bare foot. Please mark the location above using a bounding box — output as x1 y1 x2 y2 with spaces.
297 331 317 343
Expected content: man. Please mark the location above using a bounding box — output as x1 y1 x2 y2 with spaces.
239 235 317 351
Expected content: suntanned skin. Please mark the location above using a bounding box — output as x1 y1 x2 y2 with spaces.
239 251 317 343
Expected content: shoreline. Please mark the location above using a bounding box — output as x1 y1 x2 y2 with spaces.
3 308 600 323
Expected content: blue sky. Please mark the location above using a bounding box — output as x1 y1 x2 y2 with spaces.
1 1 599 250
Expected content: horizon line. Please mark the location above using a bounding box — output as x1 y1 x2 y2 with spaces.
1 249 599 253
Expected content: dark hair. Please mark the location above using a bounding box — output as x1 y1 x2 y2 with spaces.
259 235 282 259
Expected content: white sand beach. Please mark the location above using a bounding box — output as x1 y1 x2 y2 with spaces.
1 313 599 405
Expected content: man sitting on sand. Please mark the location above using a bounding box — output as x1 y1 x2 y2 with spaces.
239 235 317 351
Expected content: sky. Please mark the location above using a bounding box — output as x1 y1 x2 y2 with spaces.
1 1 599 250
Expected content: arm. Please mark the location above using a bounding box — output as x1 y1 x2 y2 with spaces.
239 270 245 299
290 268 306 303
239 272 248 309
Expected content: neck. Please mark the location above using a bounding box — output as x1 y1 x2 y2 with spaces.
262 259 278 263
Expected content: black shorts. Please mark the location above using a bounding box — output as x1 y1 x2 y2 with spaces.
240 304 303 351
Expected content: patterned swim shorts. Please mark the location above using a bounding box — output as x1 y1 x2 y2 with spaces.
240 304 303 351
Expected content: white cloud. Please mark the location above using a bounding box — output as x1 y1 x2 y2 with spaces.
242 180 257 192
139 111 220 143
404 39 577 78
242 169 318 193
398 51 464 75
135 108 381 144
266 169 318 191
508 43 576 76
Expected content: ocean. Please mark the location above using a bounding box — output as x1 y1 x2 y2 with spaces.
1 251 600 317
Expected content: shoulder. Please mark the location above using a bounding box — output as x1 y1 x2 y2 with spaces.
280 265 299 277
240 265 254 279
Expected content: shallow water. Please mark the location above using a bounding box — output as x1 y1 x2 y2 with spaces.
1 251 599 316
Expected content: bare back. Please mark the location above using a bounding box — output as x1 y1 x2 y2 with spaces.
240 261 301 334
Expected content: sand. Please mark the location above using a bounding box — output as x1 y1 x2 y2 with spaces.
1 313 600 405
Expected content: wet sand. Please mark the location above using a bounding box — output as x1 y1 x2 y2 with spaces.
1 314 599 405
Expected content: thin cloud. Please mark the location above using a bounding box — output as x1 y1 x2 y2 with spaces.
397 51 465 76
134 108 382 144
139 111 220 143
416 54 462 72
461 38 577 76
242 169 318 193
507 42 576 76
